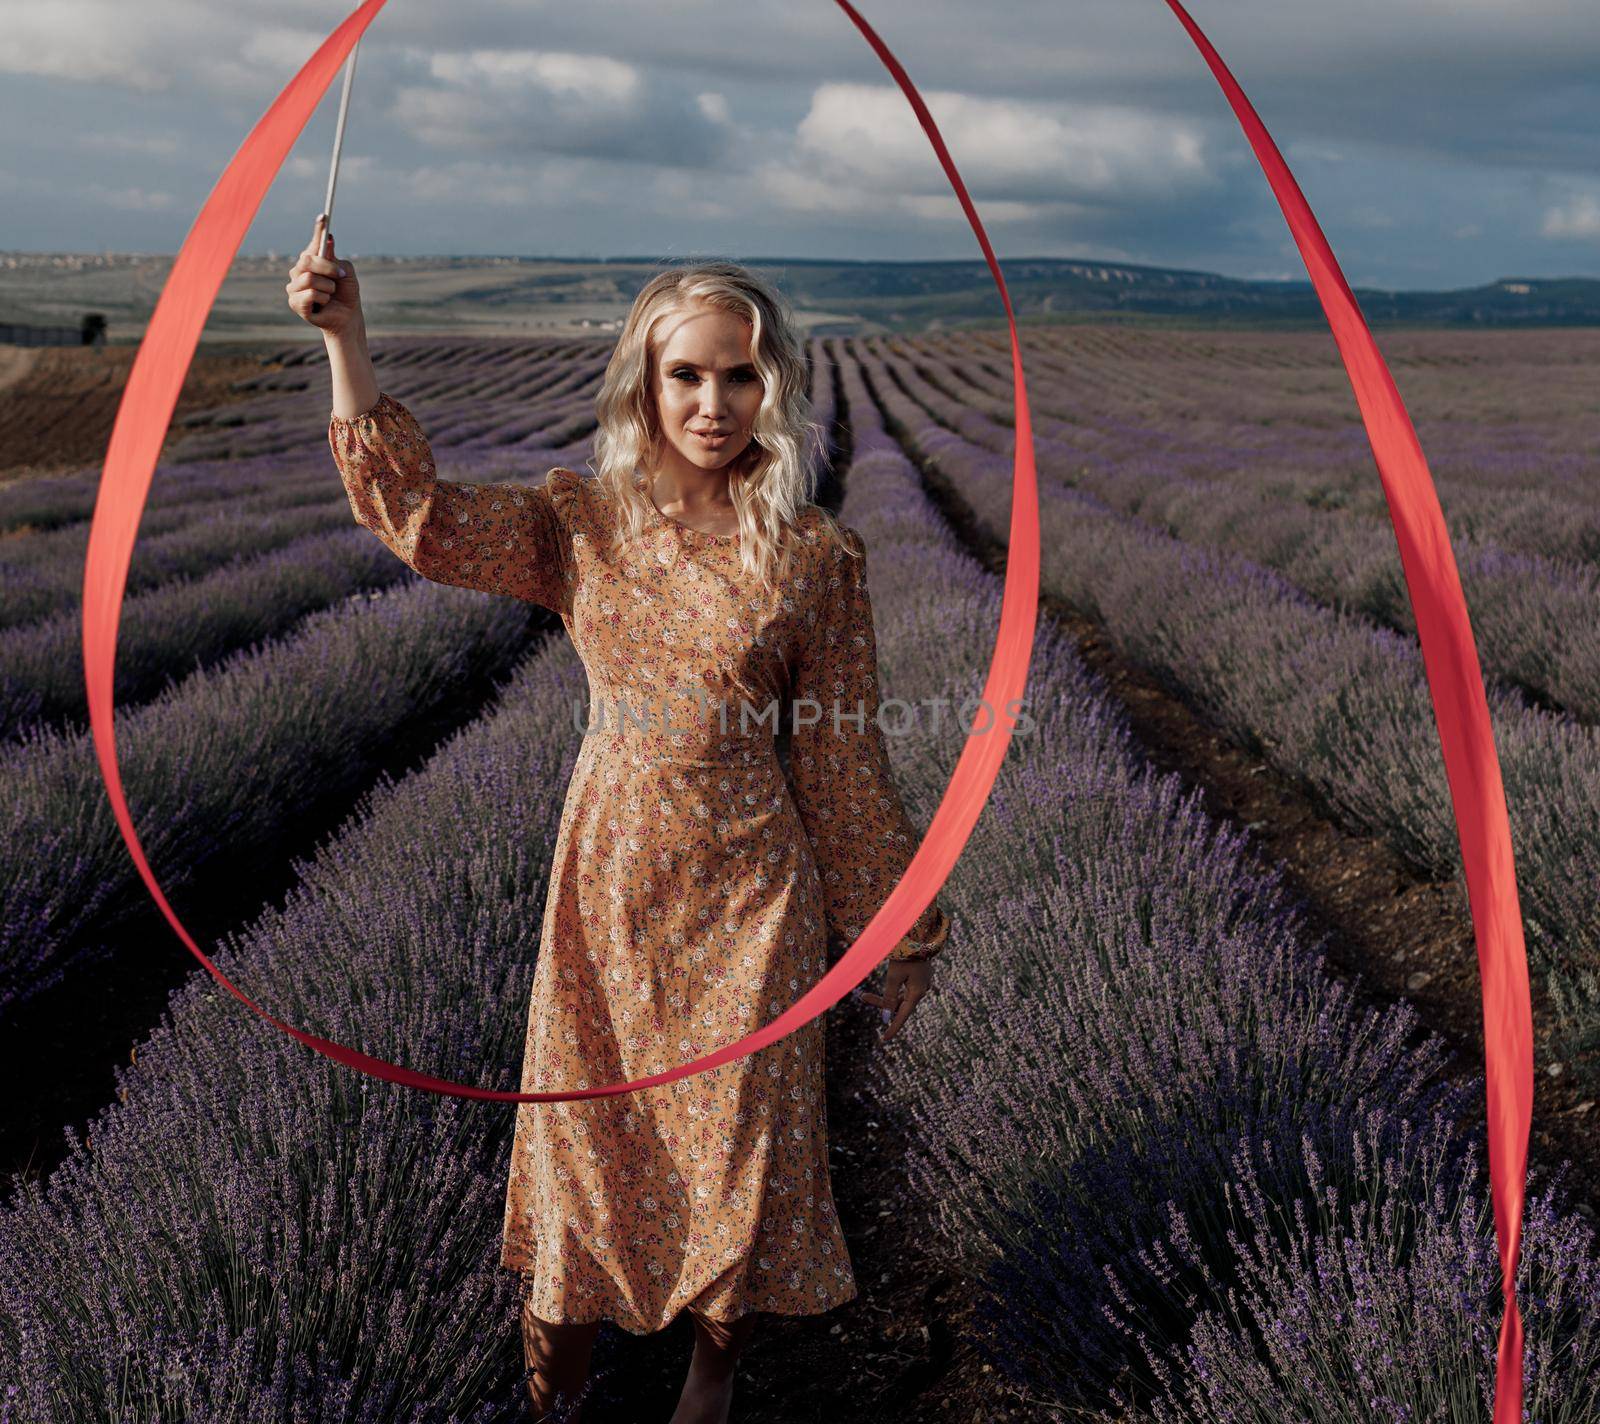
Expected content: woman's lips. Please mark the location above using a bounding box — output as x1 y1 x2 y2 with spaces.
694 431 730 444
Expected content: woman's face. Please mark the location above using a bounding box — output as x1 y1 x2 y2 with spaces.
648 306 765 485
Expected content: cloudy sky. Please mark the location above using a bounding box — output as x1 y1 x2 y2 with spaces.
2 0 1597 290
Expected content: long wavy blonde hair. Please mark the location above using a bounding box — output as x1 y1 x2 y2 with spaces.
588 259 852 591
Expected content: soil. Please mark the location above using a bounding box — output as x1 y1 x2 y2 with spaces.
0 341 283 488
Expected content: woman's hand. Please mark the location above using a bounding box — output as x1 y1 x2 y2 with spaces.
286 214 362 337
856 957 938 1044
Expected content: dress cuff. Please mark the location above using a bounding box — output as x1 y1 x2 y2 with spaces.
329 391 395 427
889 907 950 962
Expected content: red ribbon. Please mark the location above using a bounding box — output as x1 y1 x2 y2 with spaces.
1158 7 1532 1414
83 2 1527 1414
83 0 1035 1105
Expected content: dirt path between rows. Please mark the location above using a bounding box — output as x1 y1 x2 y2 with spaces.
0 344 40 395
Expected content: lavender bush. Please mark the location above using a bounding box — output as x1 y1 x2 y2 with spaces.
0 520 407 738
1126 1119 1600 1424
0 632 592 1419
0 551 541 1021
2 465 344 629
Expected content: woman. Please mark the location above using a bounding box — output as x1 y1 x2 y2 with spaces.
288 216 951 1423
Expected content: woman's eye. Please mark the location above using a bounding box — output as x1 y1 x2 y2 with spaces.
673 370 755 382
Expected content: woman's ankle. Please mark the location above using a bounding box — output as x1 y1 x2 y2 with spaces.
668 1364 735 1424
526 1374 586 1423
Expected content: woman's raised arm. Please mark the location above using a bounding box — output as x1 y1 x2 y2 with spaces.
329 390 577 615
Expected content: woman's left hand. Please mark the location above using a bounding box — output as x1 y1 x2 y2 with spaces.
856 958 938 1044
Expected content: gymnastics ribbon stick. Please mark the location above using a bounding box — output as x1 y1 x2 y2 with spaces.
82 0 1034 1103
1157 3 1530 1417
314 35 360 263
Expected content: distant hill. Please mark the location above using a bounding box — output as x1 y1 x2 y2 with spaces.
1 249 1595 344
680 257 1600 331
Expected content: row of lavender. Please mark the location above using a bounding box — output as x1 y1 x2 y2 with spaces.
0 614 588 1418
0 339 607 620
0 571 541 1020
175 337 616 468
3 459 349 630
897 331 1600 720
819 337 1600 1419
0 384 609 740
943 325 1600 548
0 338 607 520
853 336 1600 1094
3 498 404 736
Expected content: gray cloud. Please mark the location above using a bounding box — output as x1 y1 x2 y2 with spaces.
1 0 1596 286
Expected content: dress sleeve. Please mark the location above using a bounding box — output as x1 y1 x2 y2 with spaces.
787 524 952 963
329 390 577 614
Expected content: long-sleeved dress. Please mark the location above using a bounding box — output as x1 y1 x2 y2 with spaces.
329 391 950 1333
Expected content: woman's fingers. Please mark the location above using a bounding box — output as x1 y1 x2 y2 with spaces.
300 215 340 276
880 990 921 1042
310 213 333 261
283 217 356 331
876 982 928 1043
286 218 353 322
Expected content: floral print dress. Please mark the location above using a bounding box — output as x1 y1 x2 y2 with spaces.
329 392 950 1333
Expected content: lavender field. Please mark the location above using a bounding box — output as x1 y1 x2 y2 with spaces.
849 326 1600 1100
2 326 1597 1421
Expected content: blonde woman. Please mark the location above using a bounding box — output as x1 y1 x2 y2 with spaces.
290 217 951 1423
